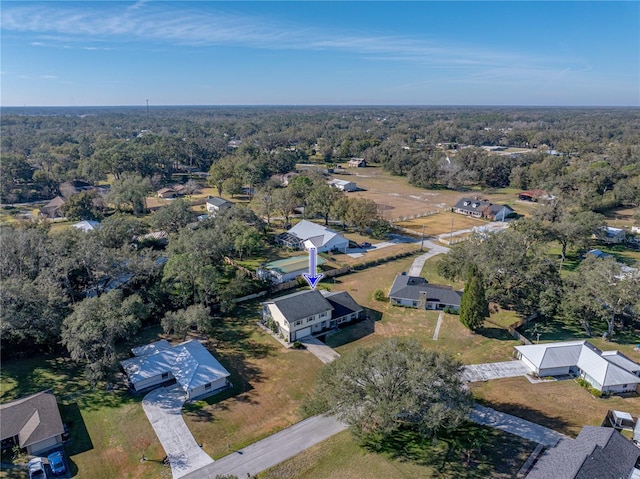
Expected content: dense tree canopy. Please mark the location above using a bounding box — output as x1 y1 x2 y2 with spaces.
315 338 472 440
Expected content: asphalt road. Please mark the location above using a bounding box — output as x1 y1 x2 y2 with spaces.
180 414 348 479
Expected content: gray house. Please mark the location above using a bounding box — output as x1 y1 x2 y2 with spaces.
262 289 362 342
525 426 640 479
1 390 66 455
388 274 462 311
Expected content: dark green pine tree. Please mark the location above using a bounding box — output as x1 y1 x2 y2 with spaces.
459 264 489 331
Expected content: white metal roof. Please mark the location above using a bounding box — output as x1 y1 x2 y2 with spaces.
121 340 230 393
516 340 640 388
289 220 347 249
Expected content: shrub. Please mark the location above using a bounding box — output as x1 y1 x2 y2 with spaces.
373 289 388 302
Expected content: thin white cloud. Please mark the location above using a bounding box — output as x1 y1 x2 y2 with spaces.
41 75 57 79
2 3 582 73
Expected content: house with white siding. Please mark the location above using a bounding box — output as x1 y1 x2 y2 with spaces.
515 341 640 394
277 220 349 253
121 339 231 400
262 289 362 342
388 273 462 311
327 178 357 192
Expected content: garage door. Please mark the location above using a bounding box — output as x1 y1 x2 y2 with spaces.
295 327 312 340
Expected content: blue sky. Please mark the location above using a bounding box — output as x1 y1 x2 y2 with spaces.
1 1 638 106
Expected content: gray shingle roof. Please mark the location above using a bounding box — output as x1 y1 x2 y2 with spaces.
206 196 232 208
321 291 363 320
388 274 462 306
526 426 640 479
267 290 333 322
0 389 65 448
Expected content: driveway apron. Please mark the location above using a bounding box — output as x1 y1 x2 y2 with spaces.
142 386 214 479
462 360 530 382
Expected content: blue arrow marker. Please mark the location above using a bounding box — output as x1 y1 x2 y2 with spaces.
303 247 324 289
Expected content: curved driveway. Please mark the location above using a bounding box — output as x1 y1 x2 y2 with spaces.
142 386 214 479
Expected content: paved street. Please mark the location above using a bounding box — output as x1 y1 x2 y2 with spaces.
142 386 214 478
470 405 565 447
181 414 348 479
462 360 530 382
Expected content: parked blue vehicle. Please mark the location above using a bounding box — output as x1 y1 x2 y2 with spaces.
47 451 66 476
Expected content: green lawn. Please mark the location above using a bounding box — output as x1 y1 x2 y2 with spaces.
259 426 535 479
0 352 168 479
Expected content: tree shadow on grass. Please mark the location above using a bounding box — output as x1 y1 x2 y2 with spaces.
324 318 375 348
60 402 93 456
360 422 534 478
477 326 515 341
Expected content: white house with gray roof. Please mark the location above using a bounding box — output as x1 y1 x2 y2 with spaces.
205 196 233 216
120 339 231 400
279 220 349 253
515 340 640 393
388 273 462 311
262 289 362 342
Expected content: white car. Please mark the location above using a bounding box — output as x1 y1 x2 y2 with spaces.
27 457 48 479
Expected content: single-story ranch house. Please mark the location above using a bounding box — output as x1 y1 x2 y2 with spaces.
453 198 514 221
1 389 66 455
262 289 362 342
594 226 627 244
328 178 357 192
347 158 367 167
515 340 640 394
257 255 326 285
388 273 462 311
205 196 233 216
276 220 349 253
524 426 640 479
120 339 231 400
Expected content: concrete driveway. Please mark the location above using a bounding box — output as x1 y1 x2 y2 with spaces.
142 386 214 479
470 405 565 447
408 240 450 276
462 360 530 382
299 336 340 364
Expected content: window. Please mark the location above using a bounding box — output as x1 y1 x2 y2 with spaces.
161 372 169 380
294 320 302 327
204 383 212 390
320 311 327 318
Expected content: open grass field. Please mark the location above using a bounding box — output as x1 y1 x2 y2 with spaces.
604 206 638 229
396 211 487 237
325 257 520 365
259 426 535 479
470 377 640 437
182 307 323 460
334 166 531 220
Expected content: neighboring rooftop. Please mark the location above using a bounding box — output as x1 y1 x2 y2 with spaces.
0 389 65 450
389 274 463 306
526 426 640 479
261 255 325 275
